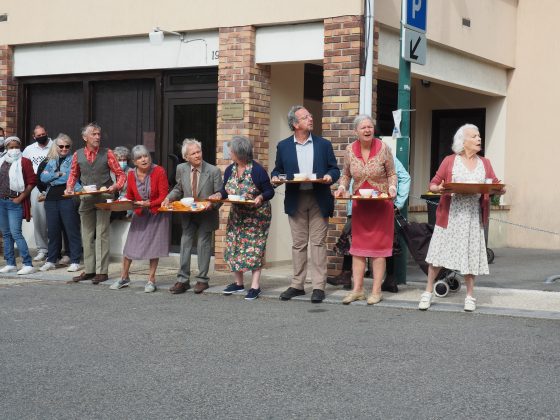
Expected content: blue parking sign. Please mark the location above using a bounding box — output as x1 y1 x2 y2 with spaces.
404 0 427 33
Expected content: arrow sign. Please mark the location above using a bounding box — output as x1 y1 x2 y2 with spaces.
402 27 426 65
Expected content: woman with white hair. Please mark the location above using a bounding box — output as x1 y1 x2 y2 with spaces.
418 124 505 312
0 136 37 275
109 145 170 293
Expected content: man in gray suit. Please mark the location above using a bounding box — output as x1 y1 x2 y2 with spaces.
162 138 222 294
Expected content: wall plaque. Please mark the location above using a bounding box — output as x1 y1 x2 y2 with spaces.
222 103 244 120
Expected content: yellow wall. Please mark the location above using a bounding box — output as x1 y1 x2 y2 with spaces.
376 0 517 67
0 0 362 45
504 0 560 250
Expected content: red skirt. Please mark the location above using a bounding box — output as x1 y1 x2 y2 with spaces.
350 196 394 258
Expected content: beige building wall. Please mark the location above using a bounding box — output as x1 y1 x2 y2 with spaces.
505 0 560 250
267 63 305 264
376 0 517 67
0 0 362 45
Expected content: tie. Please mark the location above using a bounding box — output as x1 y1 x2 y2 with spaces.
192 168 198 199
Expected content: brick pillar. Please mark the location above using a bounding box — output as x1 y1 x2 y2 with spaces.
0 46 17 135
322 16 378 276
214 26 271 271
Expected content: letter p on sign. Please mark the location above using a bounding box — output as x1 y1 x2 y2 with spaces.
412 0 422 18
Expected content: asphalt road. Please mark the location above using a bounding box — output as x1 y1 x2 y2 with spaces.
1 281 558 419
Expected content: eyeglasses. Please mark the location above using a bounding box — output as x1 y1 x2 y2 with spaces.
57 144 71 149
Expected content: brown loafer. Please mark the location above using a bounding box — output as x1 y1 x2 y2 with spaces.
193 282 209 294
67 272 96 283
92 274 109 285
169 281 190 294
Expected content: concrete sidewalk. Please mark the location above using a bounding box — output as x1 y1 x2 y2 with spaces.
1 247 559 320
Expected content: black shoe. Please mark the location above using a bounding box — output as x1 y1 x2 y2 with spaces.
326 271 352 287
381 277 399 293
279 287 305 301
311 289 325 303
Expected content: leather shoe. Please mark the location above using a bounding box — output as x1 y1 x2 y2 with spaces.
92 274 109 285
279 287 305 301
342 290 366 305
367 293 383 305
326 270 352 287
169 281 190 294
67 272 96 283
311 289 325 303
193 282 209 294
381 276 399 293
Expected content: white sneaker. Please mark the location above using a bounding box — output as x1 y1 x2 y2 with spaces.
464 296 477 312
40 262 56 272
67 263 81 272
58 255 71 265
0 265 17 273
144 281 156 293
418 292 433 310
17 265 36 275
33 252 47 262
109 278 130 290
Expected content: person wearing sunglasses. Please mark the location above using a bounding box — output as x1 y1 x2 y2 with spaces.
39 134 83 273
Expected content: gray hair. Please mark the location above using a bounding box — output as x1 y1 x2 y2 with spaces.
181 138 201 159
113 146 130 160
230 136 253 163
353 114 374 131
81 122 101 137
287 105 305 131
452 124 479 154
48 133 72 159
131 145 151 161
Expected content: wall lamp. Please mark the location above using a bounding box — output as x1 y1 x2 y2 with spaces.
149 27 208 62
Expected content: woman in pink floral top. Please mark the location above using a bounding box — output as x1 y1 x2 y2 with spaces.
335 115 397 305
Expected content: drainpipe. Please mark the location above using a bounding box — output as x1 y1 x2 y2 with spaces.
359 0 374 115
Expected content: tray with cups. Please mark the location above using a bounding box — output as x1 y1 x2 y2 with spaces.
158 198 212 213
271 173 329 185
336 188 392 201
63 185 112 198
206 194 256 204
95 199 140 211
442 182 505 195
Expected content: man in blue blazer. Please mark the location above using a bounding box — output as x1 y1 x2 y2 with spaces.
271 105 340 303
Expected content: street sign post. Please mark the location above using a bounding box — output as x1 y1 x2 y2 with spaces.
402 27 426 65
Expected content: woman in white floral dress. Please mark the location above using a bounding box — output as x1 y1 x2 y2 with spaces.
419 124 505 312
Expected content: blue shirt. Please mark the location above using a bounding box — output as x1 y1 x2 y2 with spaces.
294 134 314 190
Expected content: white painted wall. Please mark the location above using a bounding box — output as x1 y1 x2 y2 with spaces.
14 32 219 77
255 23 324 64
266 63 305 264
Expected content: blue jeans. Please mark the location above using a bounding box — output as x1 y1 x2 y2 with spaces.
44 199 83 264
0 198 32 266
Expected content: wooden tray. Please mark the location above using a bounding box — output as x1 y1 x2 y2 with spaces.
272 179 328 185
336 195 392 201
63 190 112 198
442 183 505 194
206 198 256 205
158 201 211 213
95 201 139 211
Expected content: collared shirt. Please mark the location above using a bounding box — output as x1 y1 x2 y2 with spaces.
66 147 126 191
294 133 314 191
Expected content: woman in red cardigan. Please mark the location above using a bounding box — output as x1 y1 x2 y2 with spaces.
419 124 505 312
109 145 170 293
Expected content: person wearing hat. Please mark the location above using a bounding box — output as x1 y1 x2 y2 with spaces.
0 136 37 275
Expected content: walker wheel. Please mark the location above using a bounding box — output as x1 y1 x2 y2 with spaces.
487 248 495 264
446 275 461 293
434 280 449 298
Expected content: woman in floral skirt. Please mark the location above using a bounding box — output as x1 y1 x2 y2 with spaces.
210 136 274 300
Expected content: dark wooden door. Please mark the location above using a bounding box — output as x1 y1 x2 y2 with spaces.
430 108 486 177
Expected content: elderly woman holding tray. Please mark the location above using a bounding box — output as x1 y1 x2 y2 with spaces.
39 134 83 273
334 114 397 305
209 136 274 300
109 145 170 293
419 124 505 312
